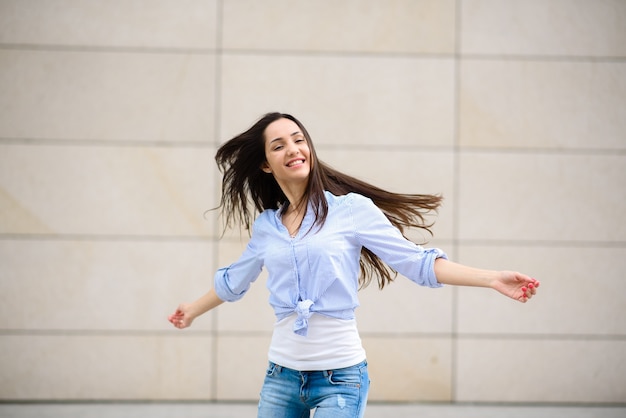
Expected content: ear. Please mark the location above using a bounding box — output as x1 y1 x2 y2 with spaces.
261 161 272 173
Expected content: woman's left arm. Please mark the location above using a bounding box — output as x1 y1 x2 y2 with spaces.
434 258 540 302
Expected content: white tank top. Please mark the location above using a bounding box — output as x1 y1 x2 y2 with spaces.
267 313 367 371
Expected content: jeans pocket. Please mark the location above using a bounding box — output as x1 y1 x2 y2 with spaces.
327 367 362 388
265 362 279 378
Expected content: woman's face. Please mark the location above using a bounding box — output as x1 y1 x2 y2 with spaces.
262 118 311 187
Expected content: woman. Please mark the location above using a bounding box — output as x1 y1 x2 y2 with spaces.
168 112 540 418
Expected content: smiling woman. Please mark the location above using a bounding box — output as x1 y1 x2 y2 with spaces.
168 112 540 418
261 118 312 208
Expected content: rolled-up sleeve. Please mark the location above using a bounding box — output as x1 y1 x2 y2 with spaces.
351 194 447 288
214 233 264 302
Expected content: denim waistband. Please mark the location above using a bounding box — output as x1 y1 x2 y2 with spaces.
268 359 368 376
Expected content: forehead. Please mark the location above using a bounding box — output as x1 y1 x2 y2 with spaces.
264 118 301 141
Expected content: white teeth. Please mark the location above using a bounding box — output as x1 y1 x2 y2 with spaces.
288 160 304 167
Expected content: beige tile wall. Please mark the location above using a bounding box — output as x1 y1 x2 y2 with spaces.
0 0 624 404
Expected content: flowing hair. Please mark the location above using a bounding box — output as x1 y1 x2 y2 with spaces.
215 112 442 289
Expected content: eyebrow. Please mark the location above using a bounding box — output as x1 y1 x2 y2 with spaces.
269 131 302 144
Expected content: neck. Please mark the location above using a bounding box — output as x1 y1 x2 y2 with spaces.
285 197 305 214
276 180 307 212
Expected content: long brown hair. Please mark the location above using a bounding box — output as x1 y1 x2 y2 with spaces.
215 112 442 289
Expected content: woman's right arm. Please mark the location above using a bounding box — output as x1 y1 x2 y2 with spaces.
169 213 267 329
168 287 224 329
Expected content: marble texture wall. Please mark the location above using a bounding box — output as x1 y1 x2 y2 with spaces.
0 0 624 403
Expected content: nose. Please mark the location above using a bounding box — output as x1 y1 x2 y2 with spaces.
286 141 300 155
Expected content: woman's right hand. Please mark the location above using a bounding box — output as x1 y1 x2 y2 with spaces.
168 303 194 329
167 289 225 330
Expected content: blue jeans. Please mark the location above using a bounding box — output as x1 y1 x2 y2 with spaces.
257 360 370 418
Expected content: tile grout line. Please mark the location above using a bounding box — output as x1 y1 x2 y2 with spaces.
209 0 225 402
1 137 624 157
1 43 623 63
2 329 624 341
3 329 624 341
1 234 623 249
450 0 463 403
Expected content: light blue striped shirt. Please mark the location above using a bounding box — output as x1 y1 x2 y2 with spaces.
214 191 447 336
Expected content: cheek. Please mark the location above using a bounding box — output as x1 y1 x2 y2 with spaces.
306 149 314 167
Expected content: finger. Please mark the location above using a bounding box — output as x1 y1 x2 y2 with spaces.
528 282 537 295
527 277 540 286
519 286 529 301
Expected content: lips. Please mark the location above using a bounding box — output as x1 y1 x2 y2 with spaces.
287 159 305 167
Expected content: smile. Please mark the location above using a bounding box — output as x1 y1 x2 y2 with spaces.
287 159 305 167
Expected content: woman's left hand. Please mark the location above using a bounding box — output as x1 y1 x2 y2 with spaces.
492 272 540 303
